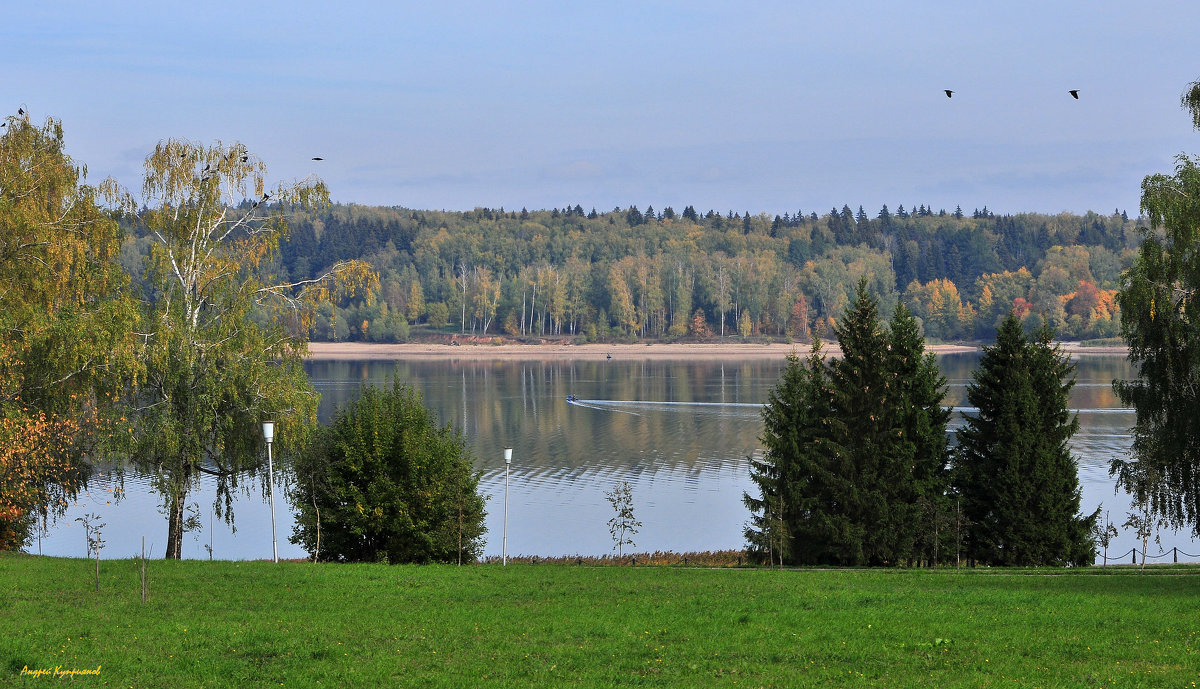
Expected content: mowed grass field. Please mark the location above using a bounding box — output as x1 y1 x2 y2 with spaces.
1 554 1197 688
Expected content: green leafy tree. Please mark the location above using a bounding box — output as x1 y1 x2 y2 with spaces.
130 139 375 559
1112 80 1200 537
737 310 752 337
953 315 1097 566
289 378 487 564
0 113 138 549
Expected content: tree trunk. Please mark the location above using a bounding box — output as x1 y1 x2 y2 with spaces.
166 493 183 559
165 478 185 559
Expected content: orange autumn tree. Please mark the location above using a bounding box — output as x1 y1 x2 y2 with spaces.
0 113 139 549
1062 280 1121 338
0 412 82 549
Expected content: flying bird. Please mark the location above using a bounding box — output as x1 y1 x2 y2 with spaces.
311 157 324 161
1069 89 1079 99
944 90 953 98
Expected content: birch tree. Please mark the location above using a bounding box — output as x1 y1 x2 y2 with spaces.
1113 79 1200 538
131 139 375 559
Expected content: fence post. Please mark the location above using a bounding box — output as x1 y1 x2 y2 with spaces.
1132 550 1136 565
1174 547 1178 564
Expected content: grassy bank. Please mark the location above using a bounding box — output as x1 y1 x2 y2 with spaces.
2 554 1196 687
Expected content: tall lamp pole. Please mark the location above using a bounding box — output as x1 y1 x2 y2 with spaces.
503 448 512 566
263 421 278 563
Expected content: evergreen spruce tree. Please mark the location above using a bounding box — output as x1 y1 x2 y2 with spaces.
886 302 952 564
1026 324 1100 564
830 280 893 564
952 314 1097 566
748 282 952 567
744 341 854 565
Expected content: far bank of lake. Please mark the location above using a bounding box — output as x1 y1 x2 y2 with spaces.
304 340 1126 361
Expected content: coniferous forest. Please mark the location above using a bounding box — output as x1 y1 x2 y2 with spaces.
118 202 1138 345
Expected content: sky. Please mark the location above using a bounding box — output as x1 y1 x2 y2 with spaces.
5 1 1200 217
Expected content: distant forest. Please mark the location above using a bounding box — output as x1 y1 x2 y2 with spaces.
121 203 1140 344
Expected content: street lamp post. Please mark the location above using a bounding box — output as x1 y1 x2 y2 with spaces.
503 448 512 566
263 421 278 563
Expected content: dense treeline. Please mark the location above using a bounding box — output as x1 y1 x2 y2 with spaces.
198 202 1134 344
118 202 1138 344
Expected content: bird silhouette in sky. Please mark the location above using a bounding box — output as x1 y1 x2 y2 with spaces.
944 90 954 98
1069 89 1080 99
17 107 24 115
311 157 324 161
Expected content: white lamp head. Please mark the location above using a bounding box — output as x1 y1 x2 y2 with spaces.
262 420 275 443
504 448 512 464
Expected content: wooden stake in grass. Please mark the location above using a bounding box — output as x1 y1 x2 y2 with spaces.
311 476 321 563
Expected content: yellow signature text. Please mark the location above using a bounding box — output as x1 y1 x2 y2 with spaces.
20 665 102 679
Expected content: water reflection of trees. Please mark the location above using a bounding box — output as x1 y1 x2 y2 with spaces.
305 355 1136 476
308 359 778 475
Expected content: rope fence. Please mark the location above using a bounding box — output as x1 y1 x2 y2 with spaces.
1097 546 1200 565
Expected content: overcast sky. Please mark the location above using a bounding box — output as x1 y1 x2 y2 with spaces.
6 1 1200 216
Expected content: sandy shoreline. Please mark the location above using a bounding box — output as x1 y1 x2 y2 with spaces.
305 341 1128 361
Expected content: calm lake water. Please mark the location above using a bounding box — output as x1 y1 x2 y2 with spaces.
33 353 1200 563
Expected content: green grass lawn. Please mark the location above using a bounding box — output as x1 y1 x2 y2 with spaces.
1 554 1197 688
